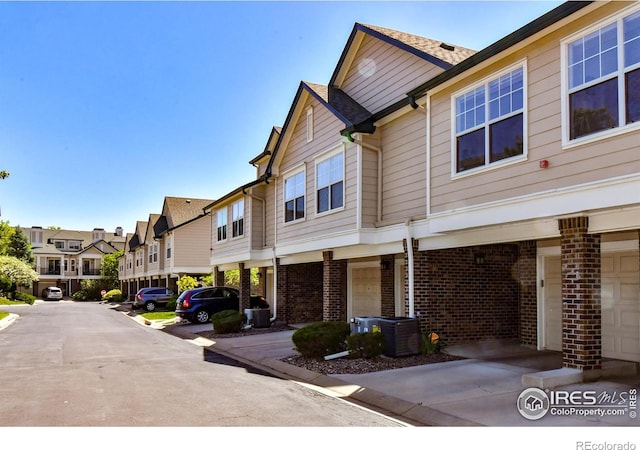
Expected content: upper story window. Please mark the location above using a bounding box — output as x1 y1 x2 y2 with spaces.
216 208 227 241
454 64 526 174
166 238 172 259
54 240 65 249
284 170 305 223
306 106 314 142
564 7 640 142
148 243 158 263
68 240 81 251
316 151 344 214
30 229 43 246
232 199 244 238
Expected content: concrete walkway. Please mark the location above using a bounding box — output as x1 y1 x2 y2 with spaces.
162 321 640 427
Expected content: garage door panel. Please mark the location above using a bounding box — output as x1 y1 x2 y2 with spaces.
620 255 639 273
351 267 381 318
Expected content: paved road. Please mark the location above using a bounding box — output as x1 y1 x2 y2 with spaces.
0 301 405 427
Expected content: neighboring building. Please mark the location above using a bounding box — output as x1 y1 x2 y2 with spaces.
20 226 126 297
207 0 640 381
118 197 213 299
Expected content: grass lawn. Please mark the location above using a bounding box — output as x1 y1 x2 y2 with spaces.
0 298 25 306
141 311 176 321
0 311 8 321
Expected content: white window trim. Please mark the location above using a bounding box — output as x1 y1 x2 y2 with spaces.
450 59 528 179
314 146 345 217
216 208 228 242
560 2 640 149
231 199 245 239
282 165 307 225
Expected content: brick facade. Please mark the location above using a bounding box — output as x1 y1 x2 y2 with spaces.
276 260 323 324
323 251 347 321
239 263 251 311
406 238 521 345
517 241 538 347
214 267 225 286
559 217 601 372
380 255 395 317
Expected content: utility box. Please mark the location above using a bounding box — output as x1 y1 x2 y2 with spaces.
350 316 381 334
378 317 421 357
252 308 271 328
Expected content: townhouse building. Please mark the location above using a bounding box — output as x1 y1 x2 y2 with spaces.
208 0 639 381
20 226 126 296
119 196 213 299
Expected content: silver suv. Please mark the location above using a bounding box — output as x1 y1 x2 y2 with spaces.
133 287 174 312
42 286 63 300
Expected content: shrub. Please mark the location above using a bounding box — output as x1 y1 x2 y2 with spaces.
0 275 12 296
165 296 177 311
72 290 88 301
292 321 351 359
211 309 245 334
347 331 386 359
102 289 122 302
13 292 35 305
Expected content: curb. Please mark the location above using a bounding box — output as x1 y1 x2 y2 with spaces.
0 313 18 331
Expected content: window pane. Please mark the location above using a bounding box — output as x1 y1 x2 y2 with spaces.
489 99 499 120
331 181 344 209
295 197 305 219
512 88 523 111
330 154 343 183
570 62 584 89
317 187 328 213
625 37 640 67
569 40 583 66
585 55 600 83
601 23 618 52
285 200 294 222
295 172 305 196
583 31 599 59
624 11 640 66
490 114 524 163
626 68 640 123
317 160 329 187
569 78 619 139
601 48 618 75
457 128 485 172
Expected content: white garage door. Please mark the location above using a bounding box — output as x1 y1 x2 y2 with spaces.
350 266 381 318
601 251 640 361
544 251 639 361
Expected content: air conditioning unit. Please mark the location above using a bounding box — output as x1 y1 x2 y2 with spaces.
350 316 381 334
378 317 421 357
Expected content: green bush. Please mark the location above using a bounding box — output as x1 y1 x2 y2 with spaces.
165 296 177 311
211 309 245 334
102 289 122 302
421 331 446 354
72 290 88 301
292 321 351 359
347 331 386 359
13 292 35 305
0 276 12 295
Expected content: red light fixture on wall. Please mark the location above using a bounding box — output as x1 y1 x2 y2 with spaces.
539 160 549 169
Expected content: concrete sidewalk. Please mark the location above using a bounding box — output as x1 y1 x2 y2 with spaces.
162 321 640 427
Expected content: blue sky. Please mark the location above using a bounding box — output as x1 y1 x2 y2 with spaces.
0 1 563 235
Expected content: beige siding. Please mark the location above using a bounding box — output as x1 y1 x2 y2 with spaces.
275 97 358 244
380 112 427 221
360 136 379 228
341 35 444 113
172 216 211 267
429 2 640 214
212 201 249 259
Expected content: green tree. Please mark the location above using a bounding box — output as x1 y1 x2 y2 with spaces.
7 226 34 265
0 170 9 179
224 268 260 290
101 250 123 289
0 221 15 255
0 255 38 288
177 275 198 293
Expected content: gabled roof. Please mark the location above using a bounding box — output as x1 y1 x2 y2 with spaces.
249 126 281 166
330 22 477 88
144 214 161 244
128 221 148 252
153 196 214 238
78 239 119 255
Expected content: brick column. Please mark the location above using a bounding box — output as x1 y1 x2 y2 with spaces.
323 251 346 321
276 259 288 323
518 240 537 347
559 217 601 374
214 266 225 286
239 263 251 311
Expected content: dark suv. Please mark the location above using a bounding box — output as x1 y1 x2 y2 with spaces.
133 287 175 312
175 286 269 324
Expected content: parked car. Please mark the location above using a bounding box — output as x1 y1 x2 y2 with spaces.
133 287 175 312
41 286 63 300
175 286 269 324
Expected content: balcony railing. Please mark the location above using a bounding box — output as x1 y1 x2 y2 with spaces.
82 268 102 276
39 268 61 275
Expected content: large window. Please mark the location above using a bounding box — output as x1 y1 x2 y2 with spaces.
284 171 305 223
454 65 525 173
232 199 244 238
565 8 640 141
316 151 344 214
217 208 227 241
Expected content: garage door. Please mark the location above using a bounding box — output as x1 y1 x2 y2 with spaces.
601 251 639 361
544 251 640 361
350 266 381 318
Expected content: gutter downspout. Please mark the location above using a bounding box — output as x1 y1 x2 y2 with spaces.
405 219 415 318
271 247 277 323
354 138 382 223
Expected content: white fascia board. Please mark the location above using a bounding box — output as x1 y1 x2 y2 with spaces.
210 250 274 268
170 266 212 274
428 174 640 234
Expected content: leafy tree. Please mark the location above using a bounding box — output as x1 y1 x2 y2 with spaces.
0 255 38 288
0 221 15 255
101 250 123 289
177 275 198 293
0 170 9 179
224 268 260 289
7 226 34 265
